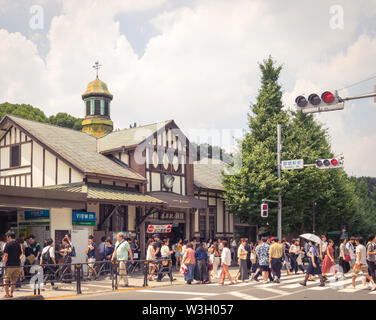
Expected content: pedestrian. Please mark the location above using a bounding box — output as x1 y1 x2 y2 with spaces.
2 231 22 299
146 239 156 281
207 239 213 249
174 239 183 271
112 232 133 287
250 242 258 279
255 237 271 284
40 238 57 289
208 242 221 281
319 235 328 260
194 244 209 284
346 236 356 268
230 238 237 265
219 240 234 285
366 234 376 284
181 240 188 257
282 238 293 276
339 237 350 276
17 238 26 284
289 238 300 274
236 238 249 283
86 235 97 280
299 240 325 287
321 239 337 280
269 237 283 283
243 239 252 276
182 243 195 284
59 238 73 283
296 242 305 273
157 238 173 282
98 236 107 262
104 238 114 275
351 237 376 291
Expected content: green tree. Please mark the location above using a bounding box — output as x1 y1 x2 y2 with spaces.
223 57 358 237
48 112 82 130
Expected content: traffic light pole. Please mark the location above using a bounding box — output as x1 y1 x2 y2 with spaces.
277 124 282 241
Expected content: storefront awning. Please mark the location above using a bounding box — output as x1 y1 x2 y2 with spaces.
148 191 207 209
44 182 165 207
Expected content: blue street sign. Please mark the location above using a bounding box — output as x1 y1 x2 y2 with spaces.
24 210 50 220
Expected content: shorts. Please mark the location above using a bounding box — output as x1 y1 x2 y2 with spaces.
3 267 21 284
260 265 269 272
88 258 96 269
353 264 368 276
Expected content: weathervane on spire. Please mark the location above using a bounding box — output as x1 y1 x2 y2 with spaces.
92 61 102 79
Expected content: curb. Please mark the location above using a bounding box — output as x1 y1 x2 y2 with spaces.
7 295 44 300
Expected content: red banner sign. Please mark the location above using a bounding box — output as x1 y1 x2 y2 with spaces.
147 224 172 234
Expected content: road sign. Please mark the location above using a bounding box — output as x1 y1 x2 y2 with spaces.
301 102 344 114
281 159 304 170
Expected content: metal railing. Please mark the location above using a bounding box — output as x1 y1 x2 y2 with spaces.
0 258 174 296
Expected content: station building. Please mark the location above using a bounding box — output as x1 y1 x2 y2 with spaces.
0 75 255 258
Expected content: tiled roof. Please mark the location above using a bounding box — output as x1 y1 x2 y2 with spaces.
193 158 227 191
44 182 164 205
4 115 145 181
97 120 172 152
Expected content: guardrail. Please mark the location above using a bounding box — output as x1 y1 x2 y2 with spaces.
0 258 174 296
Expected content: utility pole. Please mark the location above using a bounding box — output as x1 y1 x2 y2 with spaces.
277 124 282 241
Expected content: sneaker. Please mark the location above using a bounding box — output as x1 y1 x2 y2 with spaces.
274 278 280 283
299 282 306 287
254 278 259 282
371 286 376 292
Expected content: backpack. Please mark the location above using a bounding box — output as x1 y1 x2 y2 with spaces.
42 248 52 264
70 246 76 257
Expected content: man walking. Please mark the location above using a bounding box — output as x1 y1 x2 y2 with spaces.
112 232 134 287
2 231 22 299
269 237 283 283
255 237 270 283
346 237 356 268
366 234 376 284
352 237 376 291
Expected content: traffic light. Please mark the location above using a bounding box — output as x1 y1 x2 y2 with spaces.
261 203 268 218
315 157 344 169
295 91 344 114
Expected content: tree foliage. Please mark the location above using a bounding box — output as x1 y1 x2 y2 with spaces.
223 56 365 238
0 102 82 130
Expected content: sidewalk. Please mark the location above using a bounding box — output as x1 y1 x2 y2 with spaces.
2 268 241 300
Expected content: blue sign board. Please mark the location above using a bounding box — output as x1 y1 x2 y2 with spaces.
72 211 96 226
24 210 50 220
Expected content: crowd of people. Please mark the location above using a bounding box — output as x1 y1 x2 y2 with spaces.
1 230 376 299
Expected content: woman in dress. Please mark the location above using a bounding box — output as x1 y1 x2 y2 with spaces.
219 240 234 285
194 244 209 284
299 240 325 287
321 239 337 280
236 238 248 283
338 237 350 277
208 242 221 281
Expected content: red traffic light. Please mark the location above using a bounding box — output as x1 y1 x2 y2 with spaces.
308 93 321 106
295 95 308 108
321 91 335 104
262 204 268 210
331 158 338 166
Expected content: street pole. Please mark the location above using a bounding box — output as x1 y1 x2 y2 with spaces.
277 124 282 241
312 202 316 234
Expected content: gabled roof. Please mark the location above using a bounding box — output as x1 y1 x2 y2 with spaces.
193 158 227 191
1 115 146 182
97 120 173 153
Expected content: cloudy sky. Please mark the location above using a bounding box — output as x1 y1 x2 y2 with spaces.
1 0 376 177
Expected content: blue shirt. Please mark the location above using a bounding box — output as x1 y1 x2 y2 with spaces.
195 248 208 261
87 243 96 259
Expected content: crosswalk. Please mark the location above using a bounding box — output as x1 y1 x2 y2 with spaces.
200 273 376 300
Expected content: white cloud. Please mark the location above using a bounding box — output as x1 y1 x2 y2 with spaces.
1 0 376 176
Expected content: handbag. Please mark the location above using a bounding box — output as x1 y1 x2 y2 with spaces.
208 263 213 271
345 254 351 262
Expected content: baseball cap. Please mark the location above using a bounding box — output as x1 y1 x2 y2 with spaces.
153 234 160 239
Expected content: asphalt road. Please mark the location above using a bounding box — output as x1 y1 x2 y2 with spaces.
64 273 376 300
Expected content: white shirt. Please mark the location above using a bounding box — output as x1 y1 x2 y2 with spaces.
161 245 170 258
42 246 55 259
356 244 367 265
346 242 356 259
182 245 187 256
221 247 231 266
146 245 154 261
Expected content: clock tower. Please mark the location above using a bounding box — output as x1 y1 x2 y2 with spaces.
81 61 114 138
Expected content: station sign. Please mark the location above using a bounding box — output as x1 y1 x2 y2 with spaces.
24 210 50 220
72 211 96 226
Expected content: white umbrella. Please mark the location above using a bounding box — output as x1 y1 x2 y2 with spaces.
299 233 323 245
